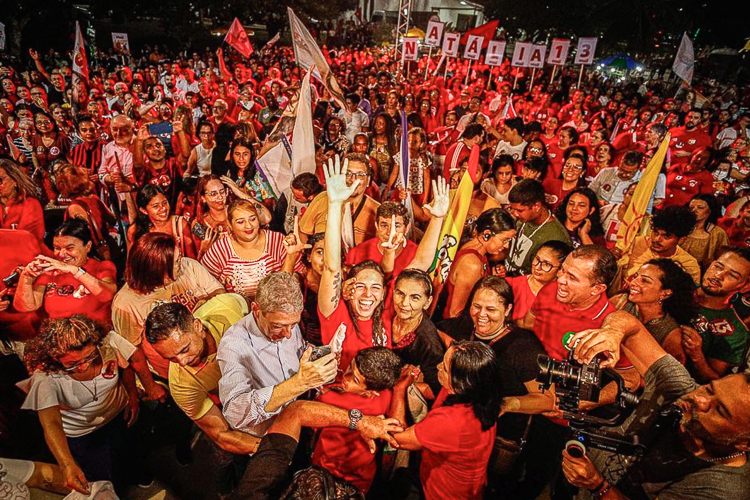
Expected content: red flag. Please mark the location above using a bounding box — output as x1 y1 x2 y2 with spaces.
460 20 499 49
216 47 232 81
225 18 253 59
72 21 89 83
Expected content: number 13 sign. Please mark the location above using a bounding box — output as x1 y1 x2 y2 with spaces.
574 37 598 65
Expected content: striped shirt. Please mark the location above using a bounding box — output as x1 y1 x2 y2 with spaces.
217 311 306 436
200 231 304 301
70 141 104 176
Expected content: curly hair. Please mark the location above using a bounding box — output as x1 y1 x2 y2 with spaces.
24 315 107 373
644 259 698 325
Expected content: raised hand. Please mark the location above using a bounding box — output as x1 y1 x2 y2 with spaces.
283 215 312 255
423 177 450 219
324 154 358 204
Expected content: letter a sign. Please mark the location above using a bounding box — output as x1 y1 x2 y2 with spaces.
464 35 484 61
424 20 444 48
403 37 419 61
442 32 460 58
528 44 546 69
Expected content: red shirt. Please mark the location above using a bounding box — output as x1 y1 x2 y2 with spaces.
543 179 575 211
664 167 714 208
506 275 537 321
415 389 495 500
312 388 392 493
718 218 750 247
668 126 712 167
344 238 418 277
443 141 470 181
319 300 392 376
530 281 631 368
36 258 116 326
546 142 565 180
0 197 45 242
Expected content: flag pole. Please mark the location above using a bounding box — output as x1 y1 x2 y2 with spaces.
464 60 472 86
577 64 584 88
513 70 519 90
550 65 557 84
529 68 536 91
424 46 433 82
486 67 493 90
444 57 450 80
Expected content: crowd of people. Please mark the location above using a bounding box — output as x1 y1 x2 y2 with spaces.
1 28 750 500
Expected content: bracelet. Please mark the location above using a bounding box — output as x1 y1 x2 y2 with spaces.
73 267 86 279
592 481 612 499
589 479 606 493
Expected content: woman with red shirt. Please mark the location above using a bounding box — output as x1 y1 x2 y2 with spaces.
14 219 117 327
664 147 715 208
389 340 501 500
0 159 44 242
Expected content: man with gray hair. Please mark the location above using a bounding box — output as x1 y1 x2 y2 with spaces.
218 272 338 437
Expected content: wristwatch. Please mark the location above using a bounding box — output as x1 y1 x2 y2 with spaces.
348 408 363 430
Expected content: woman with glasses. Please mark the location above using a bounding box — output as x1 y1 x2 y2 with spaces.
14 219 117 327
506 241 571 321
32 111 70 170
189 175 229 259
587 141 615 182
49 104 76 143
201 199 303 301
543 153 587 211
185 120 215 178
435 208 516 320
19 315 142 494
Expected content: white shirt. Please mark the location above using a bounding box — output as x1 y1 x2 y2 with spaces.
218 312 306 437
337 108 370 143
493 139 527 161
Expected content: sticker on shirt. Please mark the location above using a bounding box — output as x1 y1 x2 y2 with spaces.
602 184 612 192
688 139 696 145
694 315 735 337
545 193 559 205
50 146 61 156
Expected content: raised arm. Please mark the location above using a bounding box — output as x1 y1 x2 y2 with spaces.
406 177 449 271
318 155 360 318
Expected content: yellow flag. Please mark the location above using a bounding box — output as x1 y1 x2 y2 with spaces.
429 146 479 284
616 133 671 256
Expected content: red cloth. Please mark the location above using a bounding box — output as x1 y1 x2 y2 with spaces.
225 18 254 58
0 229 44 340
506 275 536 321
344 238 418 278
667 126 712 167
312 389 392 493
319 300 391 376
35 258 116 327
0 197 45 242
718 218 750 247
664 166 714 208
546 142 565 180
415 389 495 500
442 141 470 181
459 20 500 49
542 179 575 211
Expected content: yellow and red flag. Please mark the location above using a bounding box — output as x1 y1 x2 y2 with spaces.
430 145 480 283
615 133 671 257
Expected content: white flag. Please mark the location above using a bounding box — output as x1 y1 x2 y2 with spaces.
291 68 315 177
673 32 695 85
256 140 293 199
288 8 345 108
0 23 6 52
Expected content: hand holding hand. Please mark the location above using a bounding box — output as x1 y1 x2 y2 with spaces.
34 255 77 276
423 177 450 219
358 415 404 453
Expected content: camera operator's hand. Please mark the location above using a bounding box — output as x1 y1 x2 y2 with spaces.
569 325 624 369
561 449 605 491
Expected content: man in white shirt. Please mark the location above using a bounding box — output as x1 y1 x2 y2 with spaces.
338 93 370 143
218 273 338 437
493 117 527 161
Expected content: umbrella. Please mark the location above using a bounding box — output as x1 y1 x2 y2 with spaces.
597 54 644 70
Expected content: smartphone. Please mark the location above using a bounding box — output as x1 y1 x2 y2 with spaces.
191 221 208 240
148 122 173 138
310 345 332 362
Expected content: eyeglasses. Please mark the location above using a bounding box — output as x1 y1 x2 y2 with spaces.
563 163 584 172
528 147 543 154
532 256 560 273
205 188 227 198
345 171 369 180
61 348 100 372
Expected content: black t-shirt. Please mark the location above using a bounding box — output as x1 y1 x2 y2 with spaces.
438 316 546 440
393 315 445 399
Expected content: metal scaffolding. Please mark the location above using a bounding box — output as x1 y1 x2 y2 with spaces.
394 0 412 69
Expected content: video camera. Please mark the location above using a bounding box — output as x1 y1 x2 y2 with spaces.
536 333 644 458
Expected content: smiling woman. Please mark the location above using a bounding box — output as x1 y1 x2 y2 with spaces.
13 218 117 327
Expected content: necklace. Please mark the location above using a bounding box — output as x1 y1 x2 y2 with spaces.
76 376 99 402
706 451 745 463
